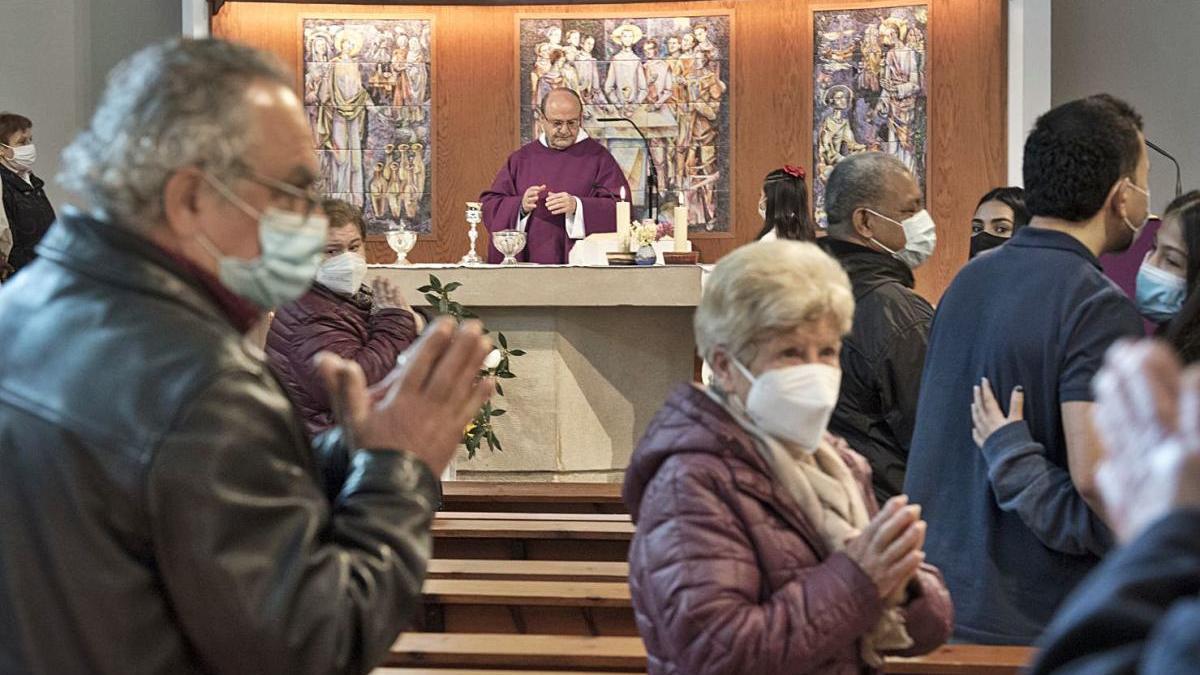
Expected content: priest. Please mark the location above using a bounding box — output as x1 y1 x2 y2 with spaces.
481 87 631 264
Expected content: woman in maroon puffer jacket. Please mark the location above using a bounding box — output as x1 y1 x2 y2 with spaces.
624 241 952 674
266 199 423 436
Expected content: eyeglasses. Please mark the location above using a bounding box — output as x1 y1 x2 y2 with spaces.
545 118 582 132
231 162 323 219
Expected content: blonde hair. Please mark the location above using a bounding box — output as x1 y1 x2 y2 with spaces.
695 241 855 363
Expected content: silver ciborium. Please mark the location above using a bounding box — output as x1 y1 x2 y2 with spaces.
492 229 527 266
385 223 417 265
461 201 484 264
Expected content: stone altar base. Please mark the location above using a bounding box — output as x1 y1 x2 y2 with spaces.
366 265 703 482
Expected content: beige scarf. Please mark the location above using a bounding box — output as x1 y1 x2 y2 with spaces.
709 388 913 666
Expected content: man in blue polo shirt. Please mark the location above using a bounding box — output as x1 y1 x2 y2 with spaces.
904 94 1149 645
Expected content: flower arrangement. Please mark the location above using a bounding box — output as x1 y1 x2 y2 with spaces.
633 219 672 248
417 274 525 458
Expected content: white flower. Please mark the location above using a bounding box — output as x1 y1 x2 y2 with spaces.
483 348 503 370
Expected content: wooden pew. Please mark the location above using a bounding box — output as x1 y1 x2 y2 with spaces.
417 578 635 636
426 559 630 583
883 645 1036 674
432 516 633 561
441 482 626 514
386 634 1035 674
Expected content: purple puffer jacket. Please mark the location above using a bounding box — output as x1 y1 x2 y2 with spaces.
623 384 953 675
266 283 416 436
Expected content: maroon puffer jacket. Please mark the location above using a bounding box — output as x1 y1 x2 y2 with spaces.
623 384 953 675
265 283 416 436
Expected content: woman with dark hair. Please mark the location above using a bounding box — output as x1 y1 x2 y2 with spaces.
969 186 1029 259
755 165 816 241
1137 190 1200 362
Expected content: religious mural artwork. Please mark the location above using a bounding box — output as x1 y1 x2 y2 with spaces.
518 15 731 233
303 18 433 235
812 5 927 227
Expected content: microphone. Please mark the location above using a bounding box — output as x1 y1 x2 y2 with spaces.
598 116 658 221
1145 138 1183 198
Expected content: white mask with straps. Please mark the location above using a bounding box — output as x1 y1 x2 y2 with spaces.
315 251 368 296
1122 178 1151 234
865 208 938 269
2 142 36 172
732 358 842 453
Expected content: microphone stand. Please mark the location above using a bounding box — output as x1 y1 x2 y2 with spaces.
598 116 658 221
1145 138 1183 199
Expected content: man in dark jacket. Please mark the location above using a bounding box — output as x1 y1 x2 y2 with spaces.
818 152 934 501
0 38 492 675
267 198 423 435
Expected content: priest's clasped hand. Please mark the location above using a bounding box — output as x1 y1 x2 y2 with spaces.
545 190 577 216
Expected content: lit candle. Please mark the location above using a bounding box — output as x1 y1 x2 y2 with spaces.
616 185 631 249
673 195 688 250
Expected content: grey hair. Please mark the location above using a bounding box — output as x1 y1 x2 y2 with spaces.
695 240 854 366
824 152 910 234
59 38 291 231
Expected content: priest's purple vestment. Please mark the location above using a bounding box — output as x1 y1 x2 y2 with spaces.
480 137 631 264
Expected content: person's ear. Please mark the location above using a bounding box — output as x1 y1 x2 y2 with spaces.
709 348 735 390
850 207 874 240
1105 178 1128 219
162 167 208 238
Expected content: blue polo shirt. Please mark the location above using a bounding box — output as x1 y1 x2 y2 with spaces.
904 227 1143 645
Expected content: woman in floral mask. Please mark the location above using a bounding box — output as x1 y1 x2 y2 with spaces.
266 198 423 435
0 112 55 277
623 240 951 675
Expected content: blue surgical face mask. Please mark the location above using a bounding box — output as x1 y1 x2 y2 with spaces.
1136 259 1186 323
199 173 329 309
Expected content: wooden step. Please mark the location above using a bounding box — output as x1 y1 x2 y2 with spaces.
427 559 629 583
417 579 635 636
432 517 633 561
386 633 646 671
386 633 1035 674
441 482 626 514
437 512 631 523
374 662 643 667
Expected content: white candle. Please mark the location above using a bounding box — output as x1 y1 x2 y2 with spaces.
616 186 631 248
673 203 688 250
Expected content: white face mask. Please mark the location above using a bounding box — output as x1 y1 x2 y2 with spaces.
732 358 842 453
200 173 329 309
865 208 937 269
316 251 368 296
2 142 36 172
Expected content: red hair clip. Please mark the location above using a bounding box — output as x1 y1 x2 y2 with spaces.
783 164 806 179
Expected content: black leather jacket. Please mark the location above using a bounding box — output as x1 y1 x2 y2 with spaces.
0 212 438 675
819 237 934 503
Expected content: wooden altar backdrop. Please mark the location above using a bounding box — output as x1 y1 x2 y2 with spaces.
213 0 1005 302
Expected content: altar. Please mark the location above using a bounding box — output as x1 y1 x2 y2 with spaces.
367 264 704 482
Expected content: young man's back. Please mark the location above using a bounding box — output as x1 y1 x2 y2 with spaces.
905 226 1142 644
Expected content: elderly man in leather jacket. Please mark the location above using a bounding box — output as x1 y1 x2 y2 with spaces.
0 39 493 675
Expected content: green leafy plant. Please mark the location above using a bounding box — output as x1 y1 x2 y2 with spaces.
417 274 526 459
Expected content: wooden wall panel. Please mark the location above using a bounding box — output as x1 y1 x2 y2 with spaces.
213 0 1004 301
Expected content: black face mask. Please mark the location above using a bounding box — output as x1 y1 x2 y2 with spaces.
969 232 1008 259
